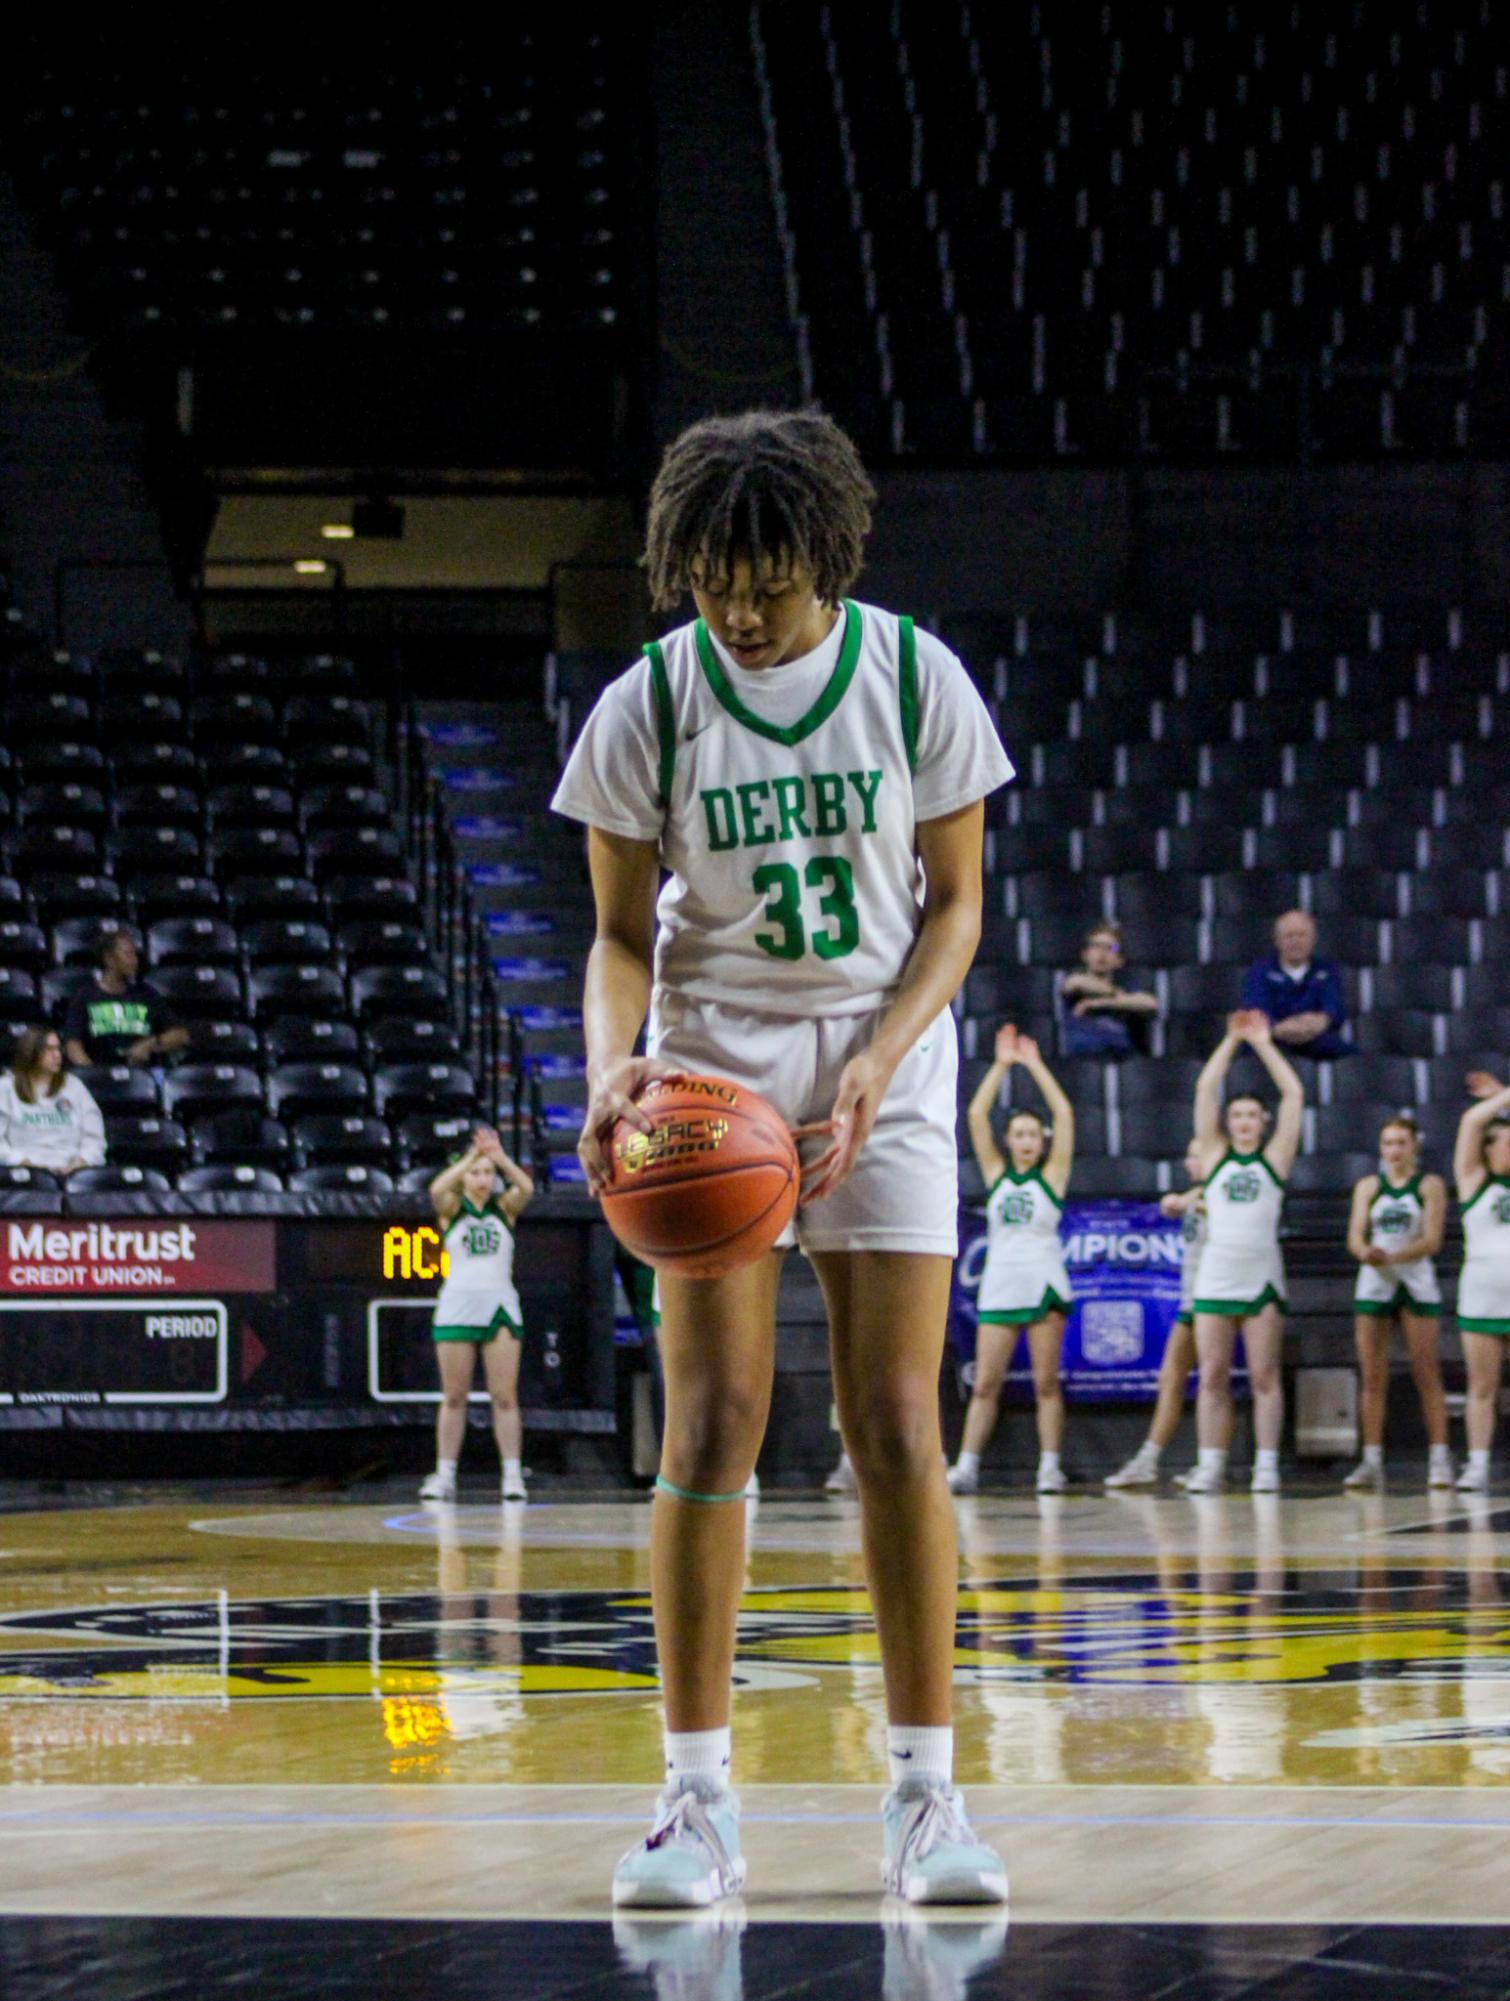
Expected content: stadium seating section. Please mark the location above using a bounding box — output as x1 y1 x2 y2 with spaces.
754 1 1510 460
6 22 634 342
0 619 483 1194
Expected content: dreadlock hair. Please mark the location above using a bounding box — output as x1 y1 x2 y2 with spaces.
643 408 876 613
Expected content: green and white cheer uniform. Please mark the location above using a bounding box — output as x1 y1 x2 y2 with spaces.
551 600 1012 1256
976 1167 1072 1324
431 1197 523 1343
1174 1199 1208 1326
1192 1150 1287 1318
1354 1173 1441 1316
1458 1175 1510 1335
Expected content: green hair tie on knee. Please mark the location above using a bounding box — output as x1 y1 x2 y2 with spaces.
654 1475 749 1504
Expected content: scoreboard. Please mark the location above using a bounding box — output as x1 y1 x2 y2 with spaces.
0 1300 227 1404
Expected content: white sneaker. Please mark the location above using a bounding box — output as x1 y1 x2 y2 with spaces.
1249 1463 1281 1494
419 1469 456 1503
501 1471 527 1503
1035 1460 1067 1494
880 1780 1008 1905
824 1455 856 1495
1457 1460 1491 1493
946 1462 979 1495
612 1785 745 1909
1183 1461 1226 1495
743 1471 760 1500
1172 1465 1199 1491
1428 1456 1456 1490
1342 1460 1383 1493
1105 1451 1159 1489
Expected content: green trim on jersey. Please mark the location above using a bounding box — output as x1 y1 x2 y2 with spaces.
644 640 676 809
1206 1148 1286 1191
1377 1172 1423 1202
1460 1316 1510 1335
1460 1173 1510 1217
432 1306 523 1344
692 600 863 746
1355 1289 1441 1318
898 614 919 771
986 1164 1065 1211
978 1288 1072 1326
1192 1284 1286 1318
444 1196 514 1239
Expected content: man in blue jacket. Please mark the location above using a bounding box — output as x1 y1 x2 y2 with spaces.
1241 909 1353 1059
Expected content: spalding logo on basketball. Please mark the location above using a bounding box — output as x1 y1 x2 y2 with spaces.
601 1075 799 1279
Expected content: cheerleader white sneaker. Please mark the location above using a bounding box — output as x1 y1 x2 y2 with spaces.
1249 1463 1281 1494
824 1454 856 1495
1182 1460 1226 1495
1342 1460 1384 1493
1035 1459 1067 1494
1105 1449 1159 1489
880 1779 1008 1905
1427 1454 1456 1490
1457 1460 1491 1493
501 1471 527 1503
946 1462 979 1495
612 1784 745 1909
419 1468 457 1503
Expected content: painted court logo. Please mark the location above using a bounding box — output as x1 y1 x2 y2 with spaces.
0 1573 1506 1700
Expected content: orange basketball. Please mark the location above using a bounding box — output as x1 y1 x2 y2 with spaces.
600 1075 799 1279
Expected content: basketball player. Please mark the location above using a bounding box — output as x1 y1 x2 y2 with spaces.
419 1128 535 1504
1343 1115 1452 1492
1453 1072 1510 1493
1185 1011 1304 1494
553 409 1012 1907
1104 1137 1226 1489
948 1024 1074 1494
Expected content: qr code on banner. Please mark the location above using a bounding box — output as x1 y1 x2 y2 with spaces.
1080 1299 1144 1365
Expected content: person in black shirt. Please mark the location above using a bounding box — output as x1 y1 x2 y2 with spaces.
63 929 189 1070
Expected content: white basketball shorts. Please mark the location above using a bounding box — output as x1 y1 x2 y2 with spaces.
647 990 959 1257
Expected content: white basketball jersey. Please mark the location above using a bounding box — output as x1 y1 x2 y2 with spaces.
639 601 928 1015
1463 1177 1510 1272
983 1168 1064 1271
1204 1151 1284 1249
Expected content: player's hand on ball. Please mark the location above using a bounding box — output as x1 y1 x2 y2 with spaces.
579 1056 685 1194
800 1049 889 1205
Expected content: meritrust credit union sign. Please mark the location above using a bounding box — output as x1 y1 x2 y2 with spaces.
0 1221 277 1294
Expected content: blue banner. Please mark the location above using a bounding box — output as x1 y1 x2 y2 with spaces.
527 1053 586 1078
949 1199 1187 1403
439 766 513 792
515 1005 581 1031
485 911 555 937
453 815 521 841
420 721 498 749
492 957 570 983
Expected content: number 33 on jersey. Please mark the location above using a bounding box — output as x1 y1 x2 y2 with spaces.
551 599 1014 1018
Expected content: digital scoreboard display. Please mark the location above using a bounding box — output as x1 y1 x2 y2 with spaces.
0 1300 228 1404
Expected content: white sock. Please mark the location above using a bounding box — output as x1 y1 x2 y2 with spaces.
888 1724 953 1790
1362 1445 1383 1469
665 1727 732 1794
1470 1451 1491 1473
1255 1448 1279 1474
436 1457 458 1480
1139 1440 1162 1465
1198 1447 1226 1471
1038 1451 1061 1472
502 1458 523 1484
955 1451 980 1477
1430 1443 1452 1464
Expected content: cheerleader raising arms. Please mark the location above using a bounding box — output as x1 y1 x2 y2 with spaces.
1187 1011 1304 1494
1453 1073 1510 1493
950 1024 1075 1494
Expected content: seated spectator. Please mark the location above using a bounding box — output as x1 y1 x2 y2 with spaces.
63 928 189 1070
0 1026 106 1175
1058 922 1159 1057
1241 909 1352 1060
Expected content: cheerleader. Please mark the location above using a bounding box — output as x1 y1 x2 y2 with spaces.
949 1024 1074 1494
1453 1073 1510 1494
419 1127 535 1504
1186 1012 1304 1494
1343 1115 1451 1492
1104 1137 1230 1488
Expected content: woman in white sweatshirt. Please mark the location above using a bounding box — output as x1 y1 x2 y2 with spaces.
0 1027 106 1175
